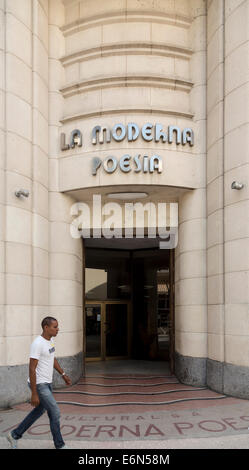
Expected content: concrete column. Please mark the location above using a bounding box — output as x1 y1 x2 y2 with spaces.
0 0 6 372
206 0 225 392
31 0 49 345
175 189 207 385
1 0 33 406
48 0 83 386
207 0 249 399
174 0 207 386
223 0 249 397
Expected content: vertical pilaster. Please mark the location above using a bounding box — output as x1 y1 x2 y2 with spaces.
206 0 225 392
32 0 49 338
2 0 33 405
48 0 83 385
0 0 6 370
223 0 249 397
207 0 249 398
174 0 207 386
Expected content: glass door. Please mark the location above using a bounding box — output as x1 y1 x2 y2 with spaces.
85 301 131 361
85 303 103 360
105 303 129 359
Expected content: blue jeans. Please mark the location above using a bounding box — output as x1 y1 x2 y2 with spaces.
11 383 65 449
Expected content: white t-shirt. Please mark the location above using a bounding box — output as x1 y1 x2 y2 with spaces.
29 336 55 384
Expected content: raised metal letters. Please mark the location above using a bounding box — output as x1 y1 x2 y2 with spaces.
155 124 167 142
127 123 139 141
182 127 194 146
62 123 194 150
150 155 162 173
60 133 69 151
103 156 117 173
142 123 153 141
92 154 163 176
120 155 132 172
134 154 142 172
60 130 82 150
70 129 82 148
92 126 111 145
92 157 102 175
168 126 181 145
143 155 149 172
112 124 126 142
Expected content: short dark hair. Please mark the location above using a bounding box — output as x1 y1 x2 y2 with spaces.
41 316 57 329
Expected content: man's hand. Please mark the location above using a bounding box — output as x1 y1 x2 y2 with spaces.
62 374 72 386
31 392 40 407
54 358 72 386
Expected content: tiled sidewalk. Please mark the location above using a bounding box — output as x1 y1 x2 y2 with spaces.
1 361 249 448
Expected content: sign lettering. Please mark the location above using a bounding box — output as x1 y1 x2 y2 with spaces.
60 122 194 176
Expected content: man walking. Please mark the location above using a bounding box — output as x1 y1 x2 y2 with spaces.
7 316 72 449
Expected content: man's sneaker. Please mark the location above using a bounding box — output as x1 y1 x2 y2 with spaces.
7 431 18 449
60 445 70 449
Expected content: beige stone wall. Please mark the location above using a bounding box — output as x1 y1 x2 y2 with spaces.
59 0 208 366
59 0 201 194
0 0 83 372
1 0 248 398
0 0 5 366
223 0 249 368
0 0 50 367
207 0 225 367
175 0 207 364
207 0 249 374
0 0 208 370
48 0 83 359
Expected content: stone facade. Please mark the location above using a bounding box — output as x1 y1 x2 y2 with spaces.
0 0 248 407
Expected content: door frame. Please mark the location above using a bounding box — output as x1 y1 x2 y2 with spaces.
84 300 132 362
169 249 175 374
82 240 175 371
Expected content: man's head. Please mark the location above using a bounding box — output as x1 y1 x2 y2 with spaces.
41 316 59 337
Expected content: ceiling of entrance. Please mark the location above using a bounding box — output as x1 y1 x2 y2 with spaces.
64 184 190 204
84 236 165 250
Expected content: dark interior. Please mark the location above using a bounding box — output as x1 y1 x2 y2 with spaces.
85 237 171 361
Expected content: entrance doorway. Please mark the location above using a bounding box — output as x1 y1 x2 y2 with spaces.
83 237 175 372
85 300 131 360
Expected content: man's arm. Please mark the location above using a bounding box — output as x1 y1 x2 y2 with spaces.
54 358 72 386
29 358 40 407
